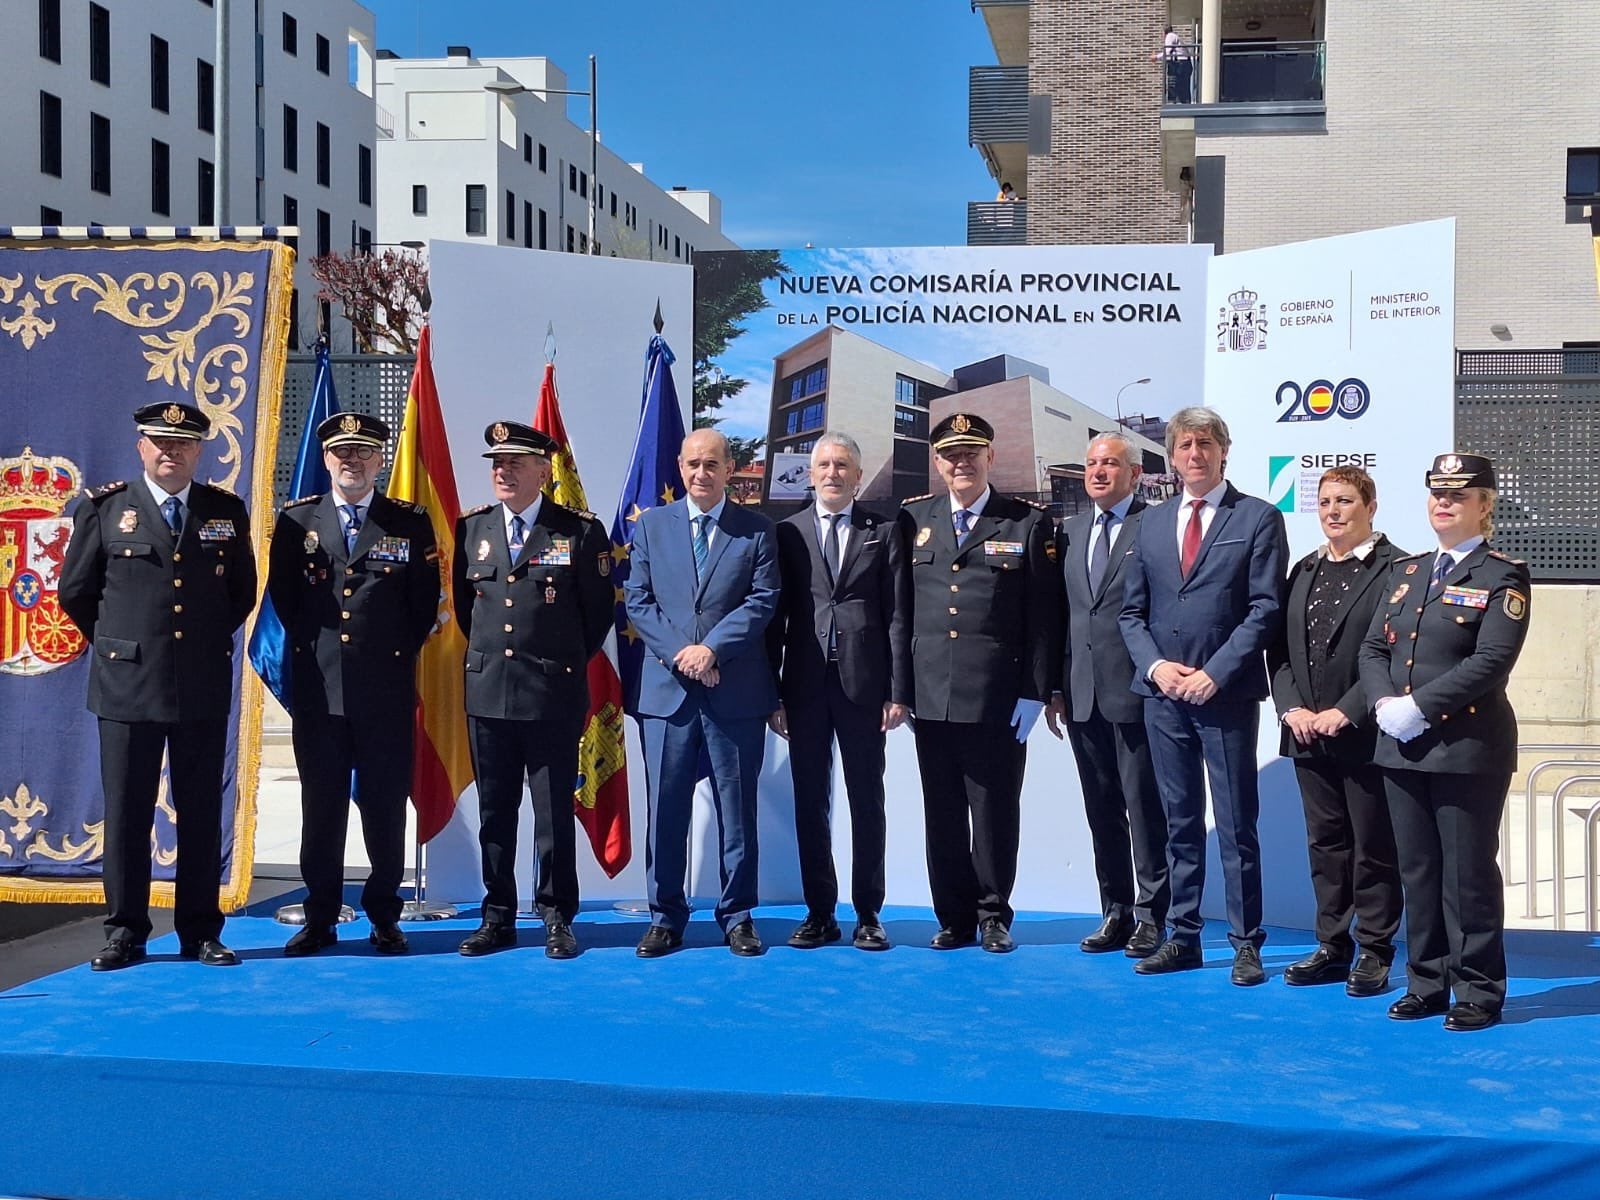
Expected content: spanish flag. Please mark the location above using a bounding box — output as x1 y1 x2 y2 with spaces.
388 323 472 843
533 361 632 877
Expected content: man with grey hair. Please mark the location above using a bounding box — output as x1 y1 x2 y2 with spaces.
768 432 910 950
1120 406 1287 985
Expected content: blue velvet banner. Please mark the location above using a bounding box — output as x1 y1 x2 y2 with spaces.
0 240 292 907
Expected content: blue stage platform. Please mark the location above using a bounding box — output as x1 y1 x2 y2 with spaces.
1 903 1598 1200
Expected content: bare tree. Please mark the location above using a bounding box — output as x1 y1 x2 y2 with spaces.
310 248 428 354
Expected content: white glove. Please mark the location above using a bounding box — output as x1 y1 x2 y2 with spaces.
1376 695 1429 742
1010 698 1045 743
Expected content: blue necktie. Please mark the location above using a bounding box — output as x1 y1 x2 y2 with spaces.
509 514 527 560
161 495 182 536
1428 552 1452 598
341 503 363 554
692 514 711 583
953 508 971 545
1089 510 1115 593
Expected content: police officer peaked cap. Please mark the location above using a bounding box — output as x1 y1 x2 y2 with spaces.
930 412 995 452
482 420 556 458
1425 452 1495 491
318 412 390 449
134 401 210 441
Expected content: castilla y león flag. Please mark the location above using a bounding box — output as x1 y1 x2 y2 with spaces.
532 361 631 877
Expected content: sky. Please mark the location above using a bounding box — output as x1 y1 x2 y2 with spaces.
363 0 1000 248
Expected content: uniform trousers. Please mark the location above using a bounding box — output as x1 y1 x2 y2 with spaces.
1293 757 1401 961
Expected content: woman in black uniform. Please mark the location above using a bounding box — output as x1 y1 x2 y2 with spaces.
1359 453 1530 1031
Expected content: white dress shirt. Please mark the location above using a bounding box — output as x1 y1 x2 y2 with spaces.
142 474 193 513
1173 479 1229 557
1432 535 1485 579
502 494 543 552
949 486 992 540
1085 493 1136 571
687 494 728 552
814 502 854 561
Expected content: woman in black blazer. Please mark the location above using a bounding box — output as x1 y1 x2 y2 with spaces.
1268 466 1405 998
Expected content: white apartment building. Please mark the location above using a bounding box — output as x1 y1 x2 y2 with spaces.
0 0 379 349
374 47 736 263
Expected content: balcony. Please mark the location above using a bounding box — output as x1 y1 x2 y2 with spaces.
967 200 1027 246
1158 40 1327 127
969 65 1028 144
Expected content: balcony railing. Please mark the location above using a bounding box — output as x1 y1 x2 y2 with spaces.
1160 40 1325 106
967 200 1027 245
969 65 1028 143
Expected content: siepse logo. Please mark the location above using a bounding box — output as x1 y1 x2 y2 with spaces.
1276 377 1371 423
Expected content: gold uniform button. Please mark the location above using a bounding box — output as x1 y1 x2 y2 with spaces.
123 548 133 557
344 588 353 597
342 611 351 620
949 584 959 593
506 573 517 583
1441 713 1450 721
173 630 184 640
1469 705 1477 714
1409 632 1417 640
1404 658 1413 667
505 598 514 608
173 553 182 563
951 564 961 573
1403 685 1411 694
173 578 183 588
503 623 514 633
340 633 350 643
504 648 514 657
948 607 958 615
949 630 959 639
173 604 183 614
108 651 118 659
1456 615 1466 624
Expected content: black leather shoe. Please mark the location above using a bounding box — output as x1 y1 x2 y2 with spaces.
181 938 239 966
1123 922 1164 959
90 939 146 971
930 926 976 950
726 919 764 957
1345 951 1390 997
852 918 890 951
636 926 683 958
1231 944 1266 987
284 925 338 957
787 915 842 949
1444 1001 1501 1032
1388 992 1449 1021
1079 914 1134 953
1134 940 1203 975
544 918 579 960
458 921 516 957
368 923 409 955
1283 946 1351 987
980 917 1015 954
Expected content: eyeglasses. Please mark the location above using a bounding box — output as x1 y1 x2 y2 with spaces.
331 445 377 461
145 436 198 453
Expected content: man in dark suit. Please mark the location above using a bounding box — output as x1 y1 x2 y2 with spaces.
452 422 614 959
767 432 910 951
1045 432 1168 959
59 401 257 970
624 428 780 957
899 413 1061 953
266 412 440 957
1120 406 1287 985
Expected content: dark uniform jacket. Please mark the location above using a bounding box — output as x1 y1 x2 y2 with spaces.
767 504 911 710
59 478 256 723
1057 499 1147 725
897 491 1061 723
453 499 613 721
1358 543 1530 774
1268 534 1406 763
266 491 440 720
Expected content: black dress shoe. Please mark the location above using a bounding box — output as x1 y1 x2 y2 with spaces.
980 917 1015 954
1231 944 1266 987
635 926 683 958
1444 1001 1501 1032
181 939 239 966
787 915 842 949
90 939 146 971
726 919 764 957
1123 922 1164 959
1134 939 1203 975
1079 914 1134 953
458 921 516 957
1283 946 1351 987
368 923 409 955
1345 951 1390 997
930 926 976 950
1388 992 1449 1021
284 925 338 957
852 919 890 951
544 918 579 960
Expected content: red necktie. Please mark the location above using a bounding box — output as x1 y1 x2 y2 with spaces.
1180 498 1205 578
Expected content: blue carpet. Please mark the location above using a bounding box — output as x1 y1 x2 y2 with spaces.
2 902 1598 1200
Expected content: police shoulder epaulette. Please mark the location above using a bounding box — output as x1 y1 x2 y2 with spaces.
576 509 596 522
406 501 429 515
1017 496 1049 511
1394 550 1429 562
86 480 127 499
1487 550 1527 565
900 493 932 505
462 502 494 517
196 481 237 497
284 493 322 508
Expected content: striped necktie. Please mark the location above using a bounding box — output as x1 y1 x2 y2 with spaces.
692 514 711 582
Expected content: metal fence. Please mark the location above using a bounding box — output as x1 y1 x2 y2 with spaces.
272 352 415 507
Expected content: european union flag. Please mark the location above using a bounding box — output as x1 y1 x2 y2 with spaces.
248 338 339 706
610 334 688 716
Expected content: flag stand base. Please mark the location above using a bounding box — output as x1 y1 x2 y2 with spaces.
400 900 458 922
275 903 357 926
611 899 650 915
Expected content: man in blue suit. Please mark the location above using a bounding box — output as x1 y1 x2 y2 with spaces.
1120 407 1287 986
624 428 781 957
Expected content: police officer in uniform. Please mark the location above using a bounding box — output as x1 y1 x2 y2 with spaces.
267 413 440 957
898 413 1061 952
1359 453 1530 1031
59 402 256 970
453 422 613 958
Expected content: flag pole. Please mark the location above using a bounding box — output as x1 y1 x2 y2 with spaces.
401 836 456 921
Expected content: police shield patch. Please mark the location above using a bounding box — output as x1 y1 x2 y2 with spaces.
1504 589 1528 621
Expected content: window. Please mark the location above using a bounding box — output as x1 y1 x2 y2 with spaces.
281 13 297 55
505 190 515 240
198 158 214 224
569 164 577 192
465 184 486 235
89 4 110 85
41 205 62 225
357 144 371 205
611 192 618 219
893 406 928 440
288 286 299 350
566 224 575 252
1567 148 1600 201
316 34 330 74
89 113 111 194
282 105 298 171
39 91 62 177
578 231 588 253
356 226 371 254
595 183 603 207
39 0 61 62
317 210 331 257
150 36 169 111
538 208 547 249
151 139 170 215
282 195 297 252
522 134 532 164
785 402 825 436
411 184 427 215
579 171 588 199
197 60 214 133
523 200 532 249
674 235 680 258
538 143 547 172
316 123 330 186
